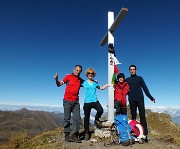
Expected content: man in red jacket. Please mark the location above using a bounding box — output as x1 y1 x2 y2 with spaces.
114 73 130 115
54 65 84 143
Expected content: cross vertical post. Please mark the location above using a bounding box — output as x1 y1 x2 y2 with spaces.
107 11 115 122
100 8 128 124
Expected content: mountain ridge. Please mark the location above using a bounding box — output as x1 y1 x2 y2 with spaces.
0 108 64 144
1 103 180 125
0 108 180 149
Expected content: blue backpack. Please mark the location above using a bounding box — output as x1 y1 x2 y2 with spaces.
112 114 134 146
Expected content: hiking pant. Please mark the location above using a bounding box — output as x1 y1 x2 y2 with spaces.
63 99 81 136
83 101 103 133
114 100 127 115
129 100 148 135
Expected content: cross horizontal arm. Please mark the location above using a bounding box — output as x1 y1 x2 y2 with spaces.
109 8 128 33
100 32 108 47
100 8 128 46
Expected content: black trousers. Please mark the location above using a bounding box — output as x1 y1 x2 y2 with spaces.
114 100 127 115
83 101 103 133
129 100 148 135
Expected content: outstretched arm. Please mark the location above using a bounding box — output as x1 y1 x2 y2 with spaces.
54 73 63 87
99 84 109 90
140 77 155 102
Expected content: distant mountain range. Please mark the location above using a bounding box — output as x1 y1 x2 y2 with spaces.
147 106 180 117
0 103 64 113
0 103 180 125
146 106 180 126
0 108 64 144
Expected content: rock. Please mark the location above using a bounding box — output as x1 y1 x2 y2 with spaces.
94 128 111 138
90 138 97 143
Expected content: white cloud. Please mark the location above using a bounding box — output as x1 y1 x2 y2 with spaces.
0 102 63 113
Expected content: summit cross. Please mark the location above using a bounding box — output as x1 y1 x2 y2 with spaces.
100 7 128 123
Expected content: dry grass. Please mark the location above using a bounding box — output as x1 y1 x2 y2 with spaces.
147 112 180 144
0 132 29 149
0 128 64 149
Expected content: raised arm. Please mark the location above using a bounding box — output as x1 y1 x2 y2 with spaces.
54 73 63 87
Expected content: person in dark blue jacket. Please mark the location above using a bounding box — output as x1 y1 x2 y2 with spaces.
125 65 155 143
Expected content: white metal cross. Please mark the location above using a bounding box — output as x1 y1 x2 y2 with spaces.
100 7 128 123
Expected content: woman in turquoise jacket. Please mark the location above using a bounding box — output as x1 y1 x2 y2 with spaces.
82 68 108 140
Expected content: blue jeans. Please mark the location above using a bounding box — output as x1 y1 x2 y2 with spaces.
63 99 81 135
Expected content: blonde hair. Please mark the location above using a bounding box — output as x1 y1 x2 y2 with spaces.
85 68 96 77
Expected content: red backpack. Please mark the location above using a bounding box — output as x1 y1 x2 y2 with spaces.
128 120 145 140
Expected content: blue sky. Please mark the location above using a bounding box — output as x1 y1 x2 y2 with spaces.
0 0 180 110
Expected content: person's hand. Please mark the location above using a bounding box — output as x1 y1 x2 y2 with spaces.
152 98 155 103
54 73 58 80
106 84 110 87
100 84 109 90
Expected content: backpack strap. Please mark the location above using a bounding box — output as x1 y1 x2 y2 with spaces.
125 125 133 146
110 123 119 144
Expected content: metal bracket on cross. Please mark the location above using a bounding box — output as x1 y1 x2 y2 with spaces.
100 7 128 124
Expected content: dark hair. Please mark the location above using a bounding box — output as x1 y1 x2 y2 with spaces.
129 65 136 70
117 73 125 80
74 65 82 70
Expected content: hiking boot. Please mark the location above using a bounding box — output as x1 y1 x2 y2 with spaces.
138 138 144 144
84 133 89 141
69 134 82 143
64 133 69 142
142 136 148 143
95 120 103 129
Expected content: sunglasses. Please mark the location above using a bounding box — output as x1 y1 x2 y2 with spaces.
87 72 94 75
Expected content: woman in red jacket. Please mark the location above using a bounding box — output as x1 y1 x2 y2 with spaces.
114 73 130 115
